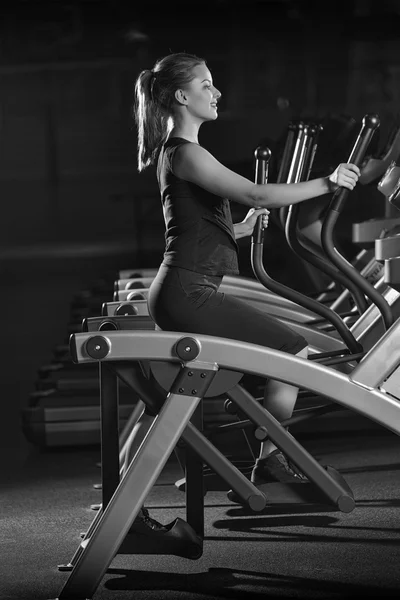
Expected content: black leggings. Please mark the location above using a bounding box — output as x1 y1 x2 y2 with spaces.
148 264 308 355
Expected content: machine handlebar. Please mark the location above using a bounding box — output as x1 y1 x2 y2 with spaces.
330 113 380 213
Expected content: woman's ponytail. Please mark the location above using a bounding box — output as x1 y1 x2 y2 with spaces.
134 69 169 171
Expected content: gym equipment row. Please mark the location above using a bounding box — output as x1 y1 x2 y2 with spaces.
24 113 400 452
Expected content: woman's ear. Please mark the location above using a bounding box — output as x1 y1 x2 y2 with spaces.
174 89 188 105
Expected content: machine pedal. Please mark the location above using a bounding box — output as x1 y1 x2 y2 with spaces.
227 466 355 513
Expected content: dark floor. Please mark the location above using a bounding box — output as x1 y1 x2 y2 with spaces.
1 425 400 600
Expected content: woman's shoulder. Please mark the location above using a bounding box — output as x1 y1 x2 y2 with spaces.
167 138 210 160
171 141 220 184
164 137 206 170
163 137 196 160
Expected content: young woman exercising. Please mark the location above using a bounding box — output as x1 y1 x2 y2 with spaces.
129 52 360 525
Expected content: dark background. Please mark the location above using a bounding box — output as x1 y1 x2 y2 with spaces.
1 0 400 462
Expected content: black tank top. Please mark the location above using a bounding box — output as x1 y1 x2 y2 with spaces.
156 137 239 276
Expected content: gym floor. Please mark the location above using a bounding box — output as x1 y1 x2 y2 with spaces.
2 413 400 599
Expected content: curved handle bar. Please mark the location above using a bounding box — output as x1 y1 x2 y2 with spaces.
330 113 380 213
251 141 363 353
252 146 272 245
321 113 395 330
359 123 400 185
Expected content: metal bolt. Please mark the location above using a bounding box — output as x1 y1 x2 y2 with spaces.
179 387 184 393
201 373 206 378
188 371 193 376
191 389 197 395
185 346 191 352
95 345 101 351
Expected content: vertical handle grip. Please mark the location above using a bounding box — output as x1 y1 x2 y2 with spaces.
330 113 380 213
252 146 272 244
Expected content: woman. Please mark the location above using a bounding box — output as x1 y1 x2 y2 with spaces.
130 51 360 506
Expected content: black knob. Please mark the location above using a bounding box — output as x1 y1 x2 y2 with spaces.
363 113 380 129
115 303 138 316
85 335 111 360
175 337 200 361
127 291 146 301
254 146 272 161
98 320 118 332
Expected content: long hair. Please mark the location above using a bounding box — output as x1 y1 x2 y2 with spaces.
134 52 205 172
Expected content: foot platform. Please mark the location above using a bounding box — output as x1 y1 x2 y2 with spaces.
227 465 355 513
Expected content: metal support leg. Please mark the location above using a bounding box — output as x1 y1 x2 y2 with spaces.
57 391 202 600
185 403 204 536
99 363 120 508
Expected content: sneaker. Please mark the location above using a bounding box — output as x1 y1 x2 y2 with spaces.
227 450 308 505
251 450 308 485
129 507 167 534
124 509 204 560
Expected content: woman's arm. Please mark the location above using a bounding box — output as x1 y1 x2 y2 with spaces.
173 143 360 209
234 208 269 239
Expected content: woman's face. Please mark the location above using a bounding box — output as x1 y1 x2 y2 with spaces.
182 63 221 122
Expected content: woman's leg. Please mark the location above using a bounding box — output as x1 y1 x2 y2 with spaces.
250 345 309 484
259 346 308 459
148 266 310 486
